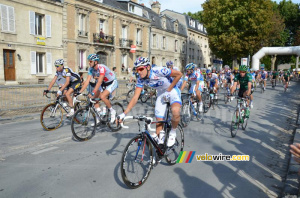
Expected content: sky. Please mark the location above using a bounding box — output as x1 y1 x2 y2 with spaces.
139 0 300 14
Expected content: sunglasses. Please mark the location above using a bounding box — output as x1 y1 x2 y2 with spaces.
89 61 94 63
136 67 146 72
55 65 62 68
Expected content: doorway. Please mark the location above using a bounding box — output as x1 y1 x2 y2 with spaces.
3 49 16 81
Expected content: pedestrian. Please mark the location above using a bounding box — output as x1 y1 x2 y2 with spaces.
100 28 105 40
121 64 125 72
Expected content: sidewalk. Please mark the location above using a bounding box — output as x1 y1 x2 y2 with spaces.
283 82 300 197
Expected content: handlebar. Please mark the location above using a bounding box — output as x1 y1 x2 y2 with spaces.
44 90 57 98
120 116 156 132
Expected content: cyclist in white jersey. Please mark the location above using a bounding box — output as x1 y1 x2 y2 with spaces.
166 60 183 89
79 54 118 125
44 59 81 117
180 63 204 112
224 65 234 95
257 65 268 90
118 57 182 147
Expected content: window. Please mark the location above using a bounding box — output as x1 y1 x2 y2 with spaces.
122 25 127 39
136 28 142 45
122 54 128 72
35 14 43 35
99 19 105 33
129 4 135 13
29 11 51 37
152 34 157 48
162 19 166 29
1 5 15 32
174 24 178 32
79 13 86 32
36 53 44 74
182 42 185 53
162 36 166 49
175 40 178 52
79 50 86 71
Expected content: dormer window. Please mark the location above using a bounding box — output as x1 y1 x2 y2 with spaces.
162 19 166 29
94 0 103 3
174 23 178 32
129 4 135 13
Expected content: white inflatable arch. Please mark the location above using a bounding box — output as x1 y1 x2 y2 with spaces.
252 46 300 70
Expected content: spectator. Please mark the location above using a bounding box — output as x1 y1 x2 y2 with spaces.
100 28 105 40
121 64 125 72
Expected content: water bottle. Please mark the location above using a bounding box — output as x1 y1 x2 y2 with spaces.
141 89 145 95
193 102 197 110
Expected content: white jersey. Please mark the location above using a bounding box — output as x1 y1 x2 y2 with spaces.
88 64 115 83
55 67 80 82
136 67 173 95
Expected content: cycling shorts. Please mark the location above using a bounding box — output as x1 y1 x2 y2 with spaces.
155 87 181 119
189 82 204 95
99 79 118 93
67 80 81 91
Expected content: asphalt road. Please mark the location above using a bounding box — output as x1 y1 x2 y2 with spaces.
0 80 299 198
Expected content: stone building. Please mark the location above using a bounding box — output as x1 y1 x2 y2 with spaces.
144 2 187 71
0 0 63 84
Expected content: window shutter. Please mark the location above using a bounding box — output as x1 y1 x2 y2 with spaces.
46 15 51 37
46 52 52 74
8 6 15 32
161 36 163 49
29 11 35 35
1 5 8 31
156 35 158 49
30 51 36 74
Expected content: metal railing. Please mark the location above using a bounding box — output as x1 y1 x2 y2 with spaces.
120 38 133 48
0 81 129 119
93 33 114 45
136 40 142 46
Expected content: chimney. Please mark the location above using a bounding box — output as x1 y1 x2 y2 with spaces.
151 1 161 15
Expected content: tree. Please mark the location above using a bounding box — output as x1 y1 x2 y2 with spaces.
295 26 300 46
201 0 285 67
185 11 203 23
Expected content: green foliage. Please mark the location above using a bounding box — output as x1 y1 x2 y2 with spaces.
201 0 285 64
185 11 203 22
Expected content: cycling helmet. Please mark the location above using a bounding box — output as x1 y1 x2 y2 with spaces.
239 65 248 72
166 61 174 67
87 54 100 62
134 57 150 68
185 63 194 70
233 67 238 71
212 67 216 71
224 65 230 69
54 59 64 66
206 70 211 74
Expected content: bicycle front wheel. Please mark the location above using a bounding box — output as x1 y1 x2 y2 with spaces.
71 108 96 141
40 103 63 131
165 124 184 165
121 134 153 189
126 90 135 104
242 117 248 130
231 110 240 138
196 102 204 121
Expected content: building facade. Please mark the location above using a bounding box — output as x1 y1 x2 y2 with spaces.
0 0 63 84
144 2 187 71
162 9 222 69
63 0 150 80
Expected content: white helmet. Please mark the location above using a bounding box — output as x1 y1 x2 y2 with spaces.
54 59 64 66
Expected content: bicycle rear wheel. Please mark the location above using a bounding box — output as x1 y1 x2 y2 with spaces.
203 93 211 113
196 102 204 121
71 108 96 141
121 134 153 189
165 124 184 165
242 117 248 130
231 110 240 137
181 101 191 127
40 103 63 131
107 102 124 132
140 90 149 103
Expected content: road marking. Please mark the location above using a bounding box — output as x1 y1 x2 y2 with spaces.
31 146 59 155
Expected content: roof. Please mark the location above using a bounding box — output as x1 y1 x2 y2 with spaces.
143 7 187 37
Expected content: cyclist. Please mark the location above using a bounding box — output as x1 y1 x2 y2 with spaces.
230 65 253 118
166 60 183 89
206 69 219 99
117 57 183 147
258 65 268 90
270 70 278 87
281 71 290 90
79 54 118 125
224 65 234 95
44 59 81 117
180 63 204 112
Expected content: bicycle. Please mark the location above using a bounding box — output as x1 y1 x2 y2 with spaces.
40 90 85 131
181 93 204 127
71 94 124 141
201 87 212 113
119 103 184 189
271 78 276 89
259 79 265 93
126 84 150 104
230 96 250 138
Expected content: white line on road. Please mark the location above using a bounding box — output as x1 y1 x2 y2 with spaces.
31 146 59 155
